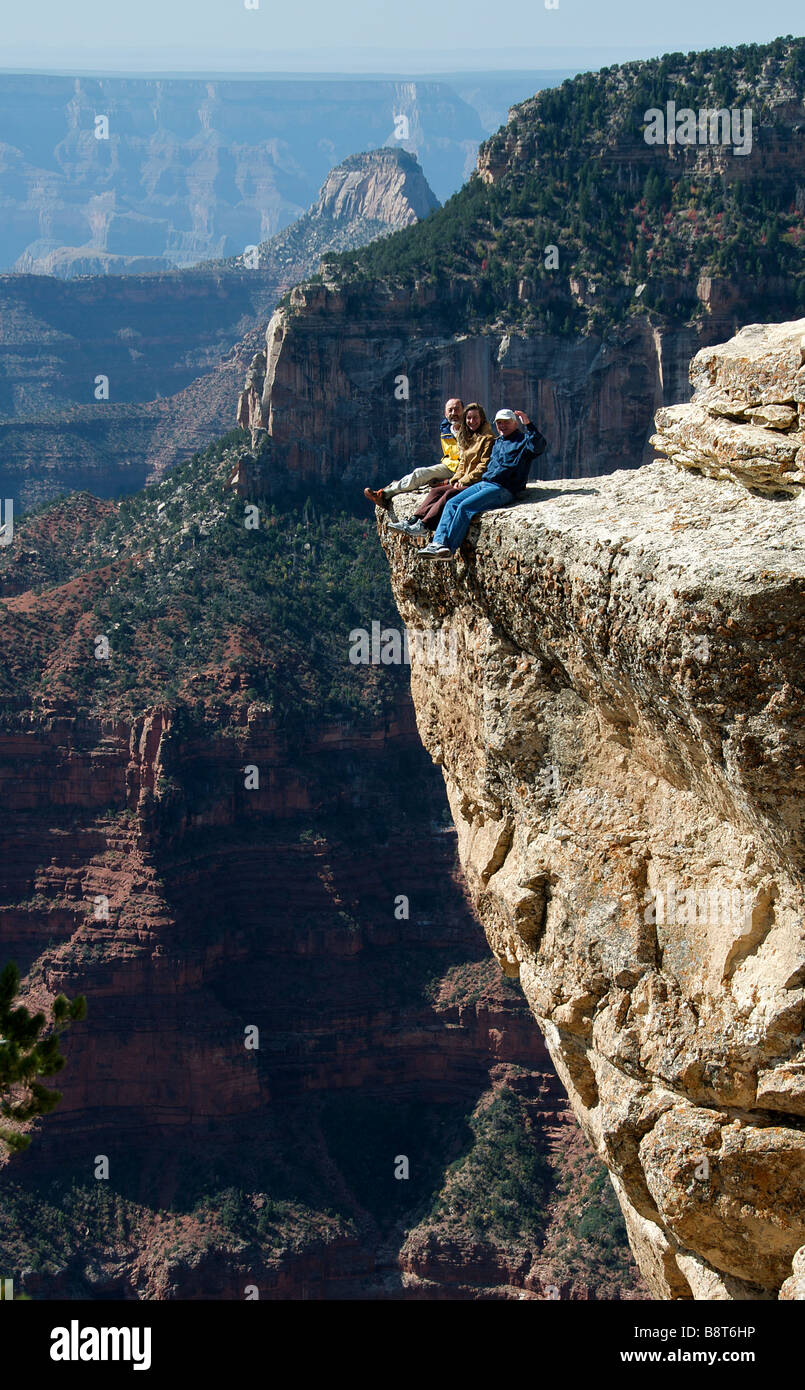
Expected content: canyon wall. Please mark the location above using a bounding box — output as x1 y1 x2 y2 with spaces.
257 284 715 485
1 698 625 1299
378 318 805 1300
0 272 277 509
1 700 486 1149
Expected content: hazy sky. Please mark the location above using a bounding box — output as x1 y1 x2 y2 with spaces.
0 0 802 73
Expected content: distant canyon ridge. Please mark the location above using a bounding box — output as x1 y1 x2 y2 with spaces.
0 71 570 275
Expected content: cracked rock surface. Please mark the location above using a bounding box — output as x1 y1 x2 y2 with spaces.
379 374 805 1297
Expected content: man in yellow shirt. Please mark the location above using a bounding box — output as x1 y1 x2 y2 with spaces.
364 398 463 506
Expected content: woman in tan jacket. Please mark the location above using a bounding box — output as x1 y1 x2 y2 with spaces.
390 403 496 536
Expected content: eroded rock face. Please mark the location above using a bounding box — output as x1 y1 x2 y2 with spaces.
0 75 471 273
652 318 805 494
379 371 805 1297
313 149 439 227
257 282 722 484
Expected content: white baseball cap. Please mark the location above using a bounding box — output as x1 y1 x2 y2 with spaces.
494 408 518 421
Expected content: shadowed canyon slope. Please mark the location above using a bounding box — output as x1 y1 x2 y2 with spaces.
378 318 805 1300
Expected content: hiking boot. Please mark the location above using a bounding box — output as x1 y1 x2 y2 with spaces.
364 487 388 506
418 543 453 560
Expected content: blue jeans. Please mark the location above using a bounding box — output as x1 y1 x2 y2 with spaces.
432 481 515 552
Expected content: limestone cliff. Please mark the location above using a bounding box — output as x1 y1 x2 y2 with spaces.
379 318 805 1300
255 286 702 482
308 148 439 230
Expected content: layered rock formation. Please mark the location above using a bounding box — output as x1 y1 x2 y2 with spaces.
254 287 704 483
0 439 644 1300
378 319 805 1300
292 148 438 234
652 319 805 494
226 149 439 282
0 694 575 1298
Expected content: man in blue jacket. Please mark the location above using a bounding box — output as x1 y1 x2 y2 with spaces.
418 409 547 560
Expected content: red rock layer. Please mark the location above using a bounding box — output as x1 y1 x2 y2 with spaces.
1 699 613 1299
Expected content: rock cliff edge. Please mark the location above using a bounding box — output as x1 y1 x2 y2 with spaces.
379 319 805 1300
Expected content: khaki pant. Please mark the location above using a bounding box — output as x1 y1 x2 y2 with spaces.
383 462 453 497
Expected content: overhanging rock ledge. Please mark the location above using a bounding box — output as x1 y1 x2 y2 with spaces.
378 319 805 1300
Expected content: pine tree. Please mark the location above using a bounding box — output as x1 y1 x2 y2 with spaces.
0 961 86 1155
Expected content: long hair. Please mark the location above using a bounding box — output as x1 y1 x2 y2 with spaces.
458 402 493 446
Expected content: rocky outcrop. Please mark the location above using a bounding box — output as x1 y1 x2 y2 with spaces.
236 352 268 443
652 319 805 494
378 319 805 1300
229 149 440 286
236 151 440 445
312 149 438 228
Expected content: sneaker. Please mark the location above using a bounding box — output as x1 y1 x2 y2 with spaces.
418 543 453 560
387 518 412 532
404 519 429 538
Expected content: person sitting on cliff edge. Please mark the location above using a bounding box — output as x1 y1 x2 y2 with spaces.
417 409 547 561
363 398 464 506
388 402 496 538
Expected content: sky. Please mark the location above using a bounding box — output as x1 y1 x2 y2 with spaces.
0 0 802 74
